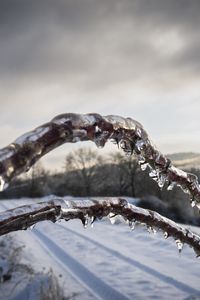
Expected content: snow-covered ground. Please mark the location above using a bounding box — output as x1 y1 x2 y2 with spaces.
0 198 200 300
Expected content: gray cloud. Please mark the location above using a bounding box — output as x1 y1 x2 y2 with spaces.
1 0 200 89
1 0 200 170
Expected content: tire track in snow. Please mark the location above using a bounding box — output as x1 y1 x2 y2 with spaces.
0 203 96 300
34 228 130 300
58 224 200 297
0 202 129 300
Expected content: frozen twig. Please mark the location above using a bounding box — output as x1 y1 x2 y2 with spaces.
0 197 200 256
0 113 200 209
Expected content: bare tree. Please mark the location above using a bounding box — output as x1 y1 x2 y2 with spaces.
65 148 102 196
123 155 138 197
110 153 127 195
29 162 49 197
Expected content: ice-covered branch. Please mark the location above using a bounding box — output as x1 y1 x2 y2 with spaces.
0 113 200 209
0 197 200 256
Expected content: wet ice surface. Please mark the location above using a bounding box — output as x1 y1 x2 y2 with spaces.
0 113 200 210
0 198 200 300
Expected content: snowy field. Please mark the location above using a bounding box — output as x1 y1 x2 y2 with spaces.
0 198 200 300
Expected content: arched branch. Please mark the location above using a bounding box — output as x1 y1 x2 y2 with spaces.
0 113 200 257
0 197 200 257
0 113 199 209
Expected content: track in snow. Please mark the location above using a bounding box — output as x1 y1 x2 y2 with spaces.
33 229 129 300
1 200 200 299
0 202 129 300
58 223 200 296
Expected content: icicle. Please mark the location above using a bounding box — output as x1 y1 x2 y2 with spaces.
82 214 95 228
82 214 89 228
0 176 8 192
141 163 148 171
138 156 149 170
147 226 152 234
167 182 175 191
164 232 169 239
89 216 95 228
95 125 101 133
6 166 14 177
0 176 5 192
190 197 196 208
175 239 183 253
152 228 157 234
189 196 198 208
149 169 158 181
29 224 35 230
181 186 190 194
147 226 157 234
108 213 118 225
128 220 136 231
55 211 62 222
138 155 145 164
157 173 166 188
135 140 145 153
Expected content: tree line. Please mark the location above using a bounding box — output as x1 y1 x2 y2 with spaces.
1 148 200 225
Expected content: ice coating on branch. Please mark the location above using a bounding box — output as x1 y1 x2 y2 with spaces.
0 113 200 210
167 182 176 191
1 197 200 257
14 127 50 144
82 214 95 228
29 224 36 230
147 226 157 234
164 232 169 239
128 220 136 231
0 176 7 192
140 163 148 171
104 115 137 131
52 113 97 127
176 239 183 253
109 213 118 225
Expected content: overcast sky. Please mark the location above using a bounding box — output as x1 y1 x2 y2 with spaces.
1 0 200 171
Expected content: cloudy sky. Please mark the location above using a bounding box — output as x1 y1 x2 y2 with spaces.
0 0 200 171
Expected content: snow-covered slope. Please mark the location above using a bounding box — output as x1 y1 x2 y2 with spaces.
0 198 200 300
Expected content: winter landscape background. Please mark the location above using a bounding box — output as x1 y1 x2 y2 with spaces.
1 0 200 299
1 148 200 300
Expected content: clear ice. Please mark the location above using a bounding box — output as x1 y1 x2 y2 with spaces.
0 112 200 213
82 215 95 228
164 232 169 239
0 176 8 192
175 239 183 253
128 220 136 231
167 182 175 191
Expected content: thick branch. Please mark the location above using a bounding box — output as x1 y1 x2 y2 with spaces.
0 113 199 209
0 197 200 257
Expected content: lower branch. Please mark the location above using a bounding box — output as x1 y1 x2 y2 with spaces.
0 197 200 257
